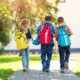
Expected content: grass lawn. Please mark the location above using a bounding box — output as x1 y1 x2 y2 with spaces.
73 60 80 77
0 53 80 80
0 54 59 80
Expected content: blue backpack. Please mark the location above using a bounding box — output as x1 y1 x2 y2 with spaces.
57 25 71 47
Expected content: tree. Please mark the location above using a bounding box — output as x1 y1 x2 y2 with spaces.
0 2 12 49
0 0 60 50
10 0 59 21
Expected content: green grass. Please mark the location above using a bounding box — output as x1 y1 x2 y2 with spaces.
74 60 80 76
0 55 20 80
0 53 80 80
0 69 14 80
0 54 59 80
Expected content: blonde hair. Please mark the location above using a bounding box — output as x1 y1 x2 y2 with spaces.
18 19 30 29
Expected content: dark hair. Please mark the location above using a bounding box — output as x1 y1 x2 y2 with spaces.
58 17 64 23
45 15 52 21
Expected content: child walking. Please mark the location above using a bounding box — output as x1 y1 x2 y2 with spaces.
15 19 30 72
55 17 73 73
36 15 55 72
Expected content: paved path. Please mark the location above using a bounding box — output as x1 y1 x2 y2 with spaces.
9 57 80 80
10 70 80 80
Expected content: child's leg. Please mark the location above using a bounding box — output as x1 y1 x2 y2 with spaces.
64 46 70 69
21 50 27 69
58 46 65 69
46 45 53 70
25 48 29 69
41 44 47 71
65 46 70 62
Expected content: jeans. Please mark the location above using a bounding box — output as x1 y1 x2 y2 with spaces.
21 48 29 69
41 44 53 69
58 46 70 69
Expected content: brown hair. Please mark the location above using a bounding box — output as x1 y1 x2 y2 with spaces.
58 17 64 23
45 15 52 21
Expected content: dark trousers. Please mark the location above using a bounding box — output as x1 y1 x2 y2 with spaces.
41 44 53 69
58 46 71 69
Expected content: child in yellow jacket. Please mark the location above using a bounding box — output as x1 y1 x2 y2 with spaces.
15 19 30 72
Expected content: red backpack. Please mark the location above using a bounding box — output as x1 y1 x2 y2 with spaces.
40 23 53 44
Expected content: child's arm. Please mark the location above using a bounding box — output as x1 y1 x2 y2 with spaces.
54 28 58 40
66 25 73 36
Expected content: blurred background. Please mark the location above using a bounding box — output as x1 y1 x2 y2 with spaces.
0 0 80 54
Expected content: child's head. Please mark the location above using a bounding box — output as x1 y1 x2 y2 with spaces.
58 17 64 24
57 17 65 27
21 19 29 26
20 19 29 30
45 15 52 21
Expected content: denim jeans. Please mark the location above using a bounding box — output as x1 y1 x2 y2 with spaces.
21 48 29 69
41 44 53 69
58 46 70 69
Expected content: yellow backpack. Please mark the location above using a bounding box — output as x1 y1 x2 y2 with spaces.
15 31 28 50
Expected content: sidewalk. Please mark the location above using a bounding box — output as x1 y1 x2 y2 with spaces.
9 57 80 80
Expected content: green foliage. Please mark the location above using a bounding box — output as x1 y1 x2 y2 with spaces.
0 69 14 80
0 49 5 55
0 3 12 46
0 3 11 20
0 0 60 47
11 0 59 21
0 21 10 46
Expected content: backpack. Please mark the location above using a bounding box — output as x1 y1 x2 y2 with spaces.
57 25 71 47
40 23 53 44
26 29 32 39
33 34 40 45
15 32 28 50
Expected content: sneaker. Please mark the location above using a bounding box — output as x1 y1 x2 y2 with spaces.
42 67 46 72
46 69 50 72
64 62 69 69
60 68 64 73
23 69 26 72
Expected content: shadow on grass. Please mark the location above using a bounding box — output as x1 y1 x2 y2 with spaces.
0 69 14 80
